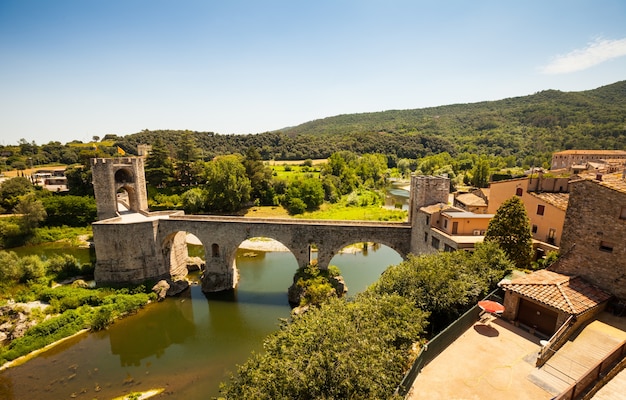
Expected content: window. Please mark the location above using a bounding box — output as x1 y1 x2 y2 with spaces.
424 232 428 242
211 243 220 257
620 206 626 220
444 244 454 252
599 241 614 253
537 205 545 216
425 215 430 226
547 229 556 245
532 225 538 234
443 219 448 229
431 237 440 249
515 187 523 196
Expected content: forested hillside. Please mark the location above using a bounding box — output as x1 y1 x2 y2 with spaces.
112 80 626 166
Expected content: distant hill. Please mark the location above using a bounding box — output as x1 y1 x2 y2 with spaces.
117 80 626 164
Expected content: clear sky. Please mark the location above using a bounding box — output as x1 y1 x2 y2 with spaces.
1 0 625 145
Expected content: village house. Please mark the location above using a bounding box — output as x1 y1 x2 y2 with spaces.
550 149 626 170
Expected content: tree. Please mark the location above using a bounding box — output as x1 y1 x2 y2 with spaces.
181 188 206 214
175 132 201 186
484 196 533 269
64 165 94 196
221 293 427 399
0 177 33 212
203 155 251 212
283 178 324 214
41 195 97 227
471 158 490 188
14 194 47 233
244 147 275 205
145 137 174 187
370 241 512 331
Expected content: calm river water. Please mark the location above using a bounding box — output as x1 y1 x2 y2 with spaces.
0 243 402 399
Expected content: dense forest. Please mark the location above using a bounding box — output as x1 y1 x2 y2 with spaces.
1 81 624 172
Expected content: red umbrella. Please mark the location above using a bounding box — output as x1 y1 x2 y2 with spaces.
478 300 505 314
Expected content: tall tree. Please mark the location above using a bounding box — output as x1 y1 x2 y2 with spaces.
145 138 174 187
175 132 201 186
243 146 275 205
484 196 533 269
14 194 47 233
203 155 251 212
471 158 490 188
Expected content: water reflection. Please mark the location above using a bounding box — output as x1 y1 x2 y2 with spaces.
108 290 196 367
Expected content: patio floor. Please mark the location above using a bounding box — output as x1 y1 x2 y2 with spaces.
406 315 553 400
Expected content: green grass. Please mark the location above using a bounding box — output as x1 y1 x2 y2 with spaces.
28 226 92 245
298 203 407 221
270 165 321 181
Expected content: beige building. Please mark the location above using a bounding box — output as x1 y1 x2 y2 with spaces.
488 177 567 250
550 149 626 170
417 203 493 253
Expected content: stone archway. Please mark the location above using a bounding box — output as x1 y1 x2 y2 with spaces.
161 231 190 278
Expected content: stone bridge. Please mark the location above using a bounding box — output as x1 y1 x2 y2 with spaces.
93 212 412 292
90 157 451 292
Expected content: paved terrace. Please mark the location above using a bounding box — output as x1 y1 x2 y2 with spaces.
407 312 626 400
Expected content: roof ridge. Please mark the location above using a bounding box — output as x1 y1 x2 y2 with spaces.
556 281 576 314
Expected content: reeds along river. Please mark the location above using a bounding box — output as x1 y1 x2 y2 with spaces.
0 243 402 399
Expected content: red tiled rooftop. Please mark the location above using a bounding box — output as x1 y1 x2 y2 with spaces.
528 192 569 211
501 270 612 315
553 150 626 156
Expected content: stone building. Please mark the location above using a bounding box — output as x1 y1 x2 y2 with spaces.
550 149 626 170
551 172 626 299
410 175 492 253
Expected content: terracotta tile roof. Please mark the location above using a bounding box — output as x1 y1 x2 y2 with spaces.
573 172 626 195
553 150 626 156
501 270 612 315
455 193 487 207
420 203 459 214
528 192 569 211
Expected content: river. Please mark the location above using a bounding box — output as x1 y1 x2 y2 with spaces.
0 242 402 399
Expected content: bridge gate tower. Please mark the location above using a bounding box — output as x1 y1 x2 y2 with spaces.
91 157 149 220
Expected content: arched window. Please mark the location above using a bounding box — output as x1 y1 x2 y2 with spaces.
211 243 220 258
515 187 523 196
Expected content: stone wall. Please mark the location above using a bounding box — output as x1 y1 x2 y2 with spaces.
553 179 626 299
93 219 167 285
409 175 450 254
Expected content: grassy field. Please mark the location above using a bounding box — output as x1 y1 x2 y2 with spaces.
244 203 407 222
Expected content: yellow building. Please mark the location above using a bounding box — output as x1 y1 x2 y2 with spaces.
488 177 566 251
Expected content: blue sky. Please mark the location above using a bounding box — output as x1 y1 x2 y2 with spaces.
1 1 625 145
